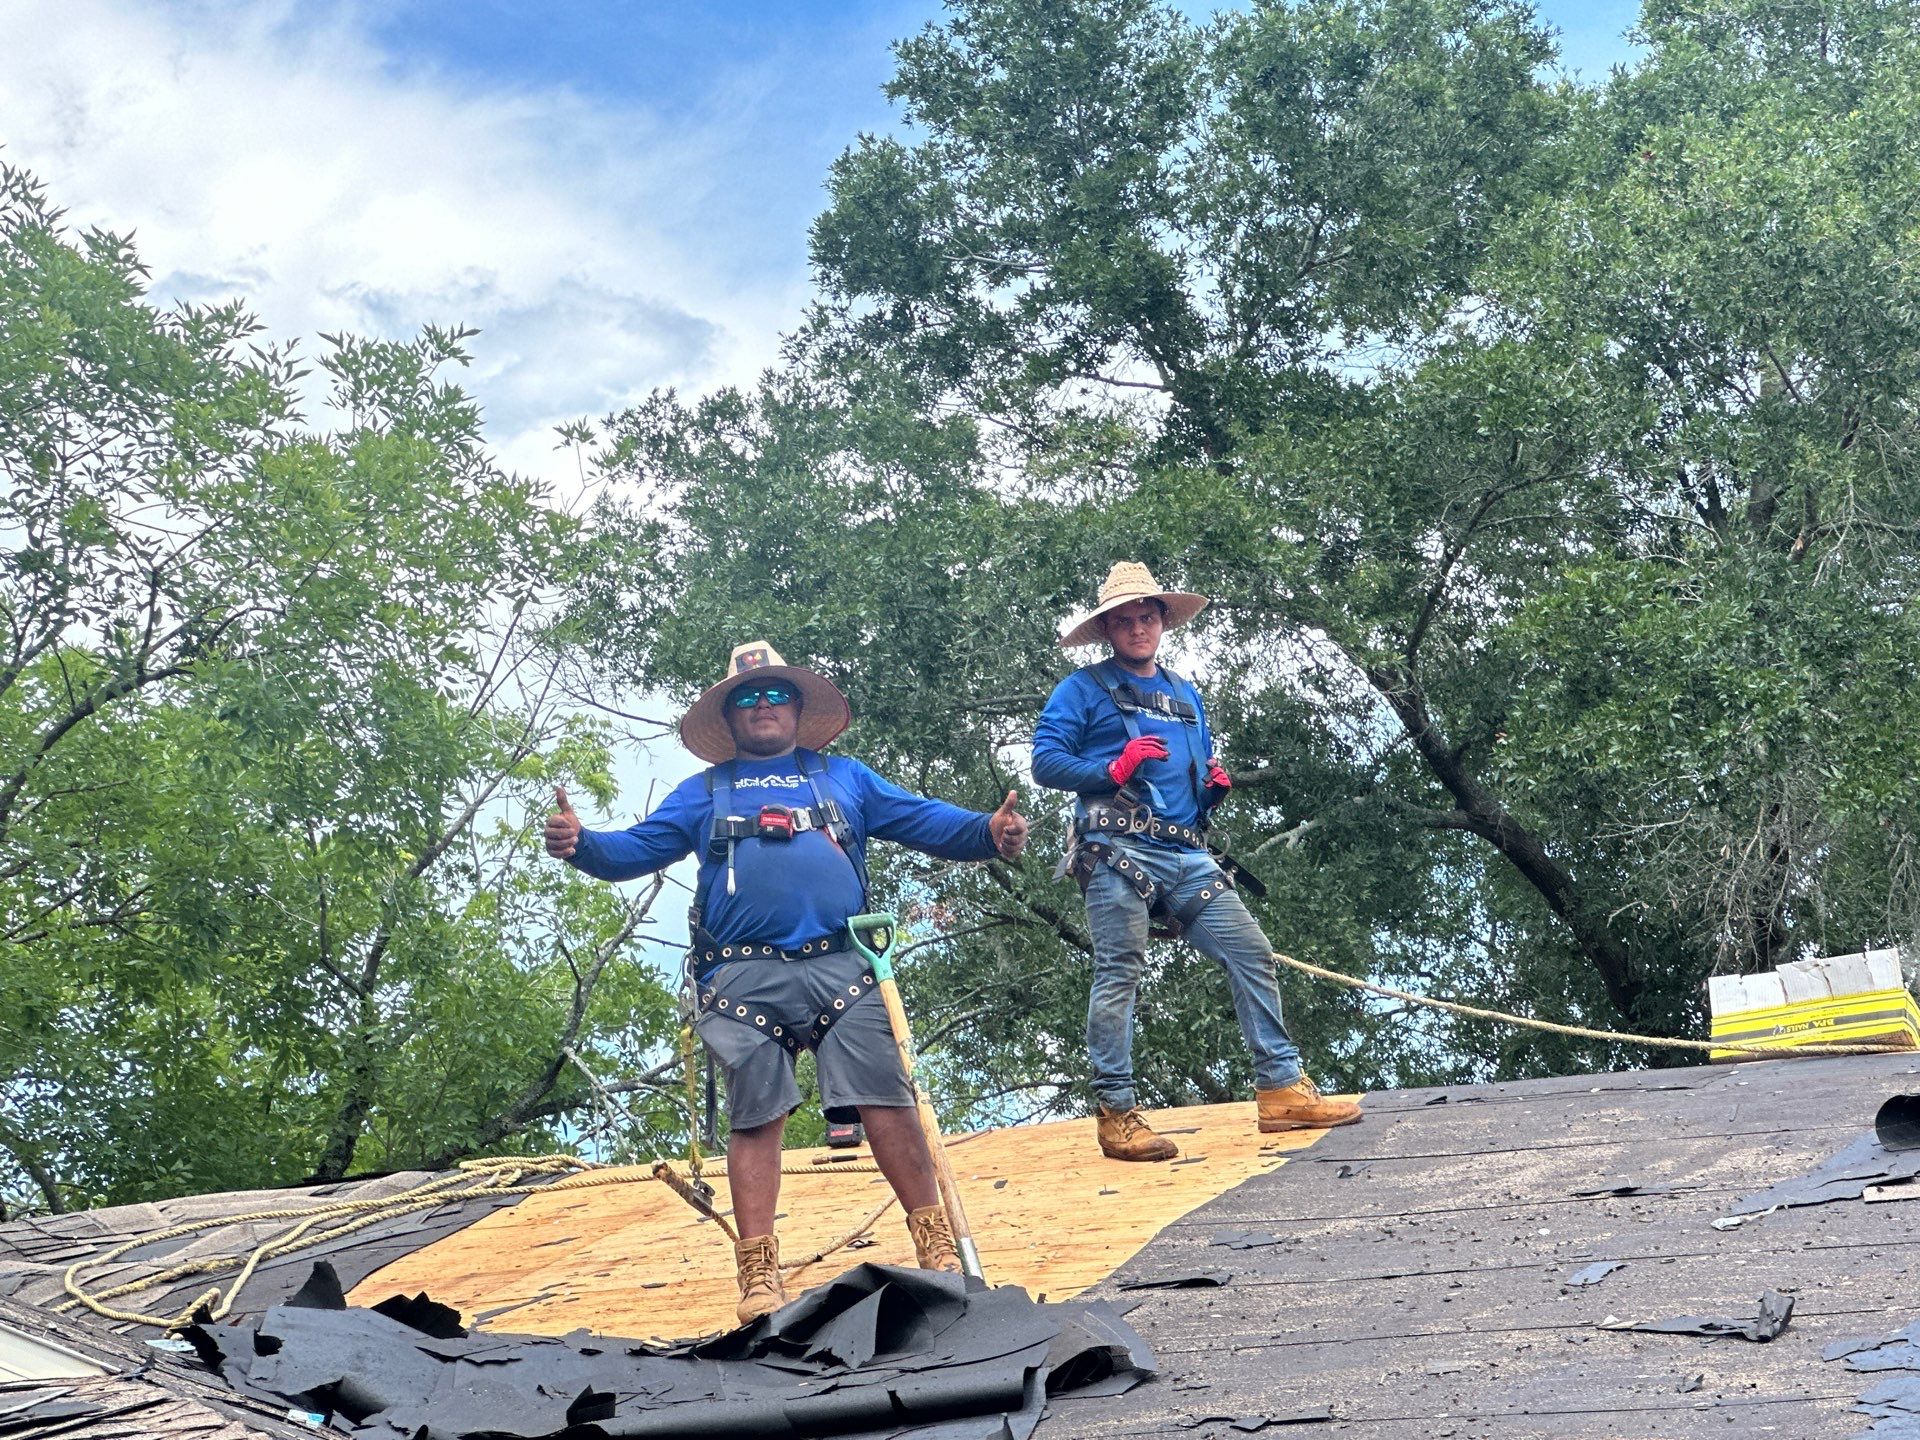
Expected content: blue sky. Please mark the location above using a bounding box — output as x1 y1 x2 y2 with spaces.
365 1 942 284
2 0 1649 479
357 0 1644 306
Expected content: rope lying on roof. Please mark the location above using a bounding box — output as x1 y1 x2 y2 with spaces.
1271 951 1915 1058
59 1147 901 1331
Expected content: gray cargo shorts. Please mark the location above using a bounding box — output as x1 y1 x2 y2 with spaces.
693 947 914 1131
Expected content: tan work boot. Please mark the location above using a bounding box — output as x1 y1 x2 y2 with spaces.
733 1233 787 1324
1097 1105 1179 1162
906 1204 964 1273
1257 1077 1363 1132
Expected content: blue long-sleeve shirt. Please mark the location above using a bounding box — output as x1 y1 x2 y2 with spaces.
568 749 995 949
1031 662 1216 841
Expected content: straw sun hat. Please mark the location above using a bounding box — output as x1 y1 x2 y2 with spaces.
1057 562 1209 649
678 641 852 764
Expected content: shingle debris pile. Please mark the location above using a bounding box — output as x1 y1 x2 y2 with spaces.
1826 1318 1920 1437
179 1260 1154 1439
1729 1090 1920 1214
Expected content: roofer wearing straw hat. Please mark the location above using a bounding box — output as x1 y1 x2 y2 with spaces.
1033 563 1361 1162
544 642 1027 1322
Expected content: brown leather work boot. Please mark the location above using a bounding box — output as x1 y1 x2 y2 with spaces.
733 1233 787 1324
906 1204 963 1273
1257 1077 1363 1132
1097 1105 1179 1162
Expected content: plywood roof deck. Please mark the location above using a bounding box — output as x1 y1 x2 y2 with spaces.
353 1100 1327 1339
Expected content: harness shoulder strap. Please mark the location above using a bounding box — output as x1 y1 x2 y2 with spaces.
690 761 736 926
1088 660 1145 740
1088 660 1165 811
796 749 869 907
1156 665 1208 809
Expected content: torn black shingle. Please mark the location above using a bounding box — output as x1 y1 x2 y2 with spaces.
1563 1260 1626 1288
173 1261 1154 1440
1114 1273 1232 1292
1877 1094 1920 1153
1728 1133 1920 1214
1602 1290 1794 1343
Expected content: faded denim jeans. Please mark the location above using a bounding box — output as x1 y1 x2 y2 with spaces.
1084 836 1302 1112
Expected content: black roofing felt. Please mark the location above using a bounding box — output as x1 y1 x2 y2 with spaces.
173 1259 1151 1440
1047 1052 1920 1439
0 1260 1152 1440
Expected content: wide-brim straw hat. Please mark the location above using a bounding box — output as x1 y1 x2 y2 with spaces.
1058 561 1209 648
678 641 852 764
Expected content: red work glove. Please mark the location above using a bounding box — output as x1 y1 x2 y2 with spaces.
1205 757 1233 793
1107 735 1169 788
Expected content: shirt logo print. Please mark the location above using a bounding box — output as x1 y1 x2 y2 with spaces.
732 773 803 790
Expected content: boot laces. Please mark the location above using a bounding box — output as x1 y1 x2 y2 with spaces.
910 1208 955 1251
739 1240 779 1293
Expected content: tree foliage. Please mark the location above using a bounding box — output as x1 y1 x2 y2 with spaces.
570 0 1920 1118
0 166 681 1215
12 0 1920 1203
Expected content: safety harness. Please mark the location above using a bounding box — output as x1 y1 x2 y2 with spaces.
1062 662 1264 937
682 750 878 1054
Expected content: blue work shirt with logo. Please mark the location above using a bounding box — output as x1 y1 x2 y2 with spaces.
1031 662 1216 843
566 749 995 950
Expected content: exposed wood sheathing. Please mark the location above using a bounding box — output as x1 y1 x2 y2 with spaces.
352 1101 1326 1338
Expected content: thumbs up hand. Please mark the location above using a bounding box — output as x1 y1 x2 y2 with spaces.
545 785 583 859
988 789 1029 860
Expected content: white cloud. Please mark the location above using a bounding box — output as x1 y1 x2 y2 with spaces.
0 0 808 486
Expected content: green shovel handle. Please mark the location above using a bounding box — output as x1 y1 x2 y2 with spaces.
847 912 900 982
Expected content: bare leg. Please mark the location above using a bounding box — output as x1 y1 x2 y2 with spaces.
727 1114 787 1237
858 1104 941 1212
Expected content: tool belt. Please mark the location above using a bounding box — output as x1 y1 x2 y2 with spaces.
690 927 853 978
1076 805 1209 852
692 959 878 1060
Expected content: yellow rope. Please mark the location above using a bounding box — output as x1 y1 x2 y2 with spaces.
1271 951 1917 1059
782 1195 897 1275
59 1150 898 1330
61 1157 595 1330
678 1020 706 1188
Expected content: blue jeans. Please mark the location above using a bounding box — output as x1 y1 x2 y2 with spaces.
1083 837 1303 1111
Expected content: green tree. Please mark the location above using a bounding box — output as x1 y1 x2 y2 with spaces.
569 0 1920 1112
0 165 683 1214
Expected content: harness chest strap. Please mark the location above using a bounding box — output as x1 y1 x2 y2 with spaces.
1089 659 1208 817
707 802 844 842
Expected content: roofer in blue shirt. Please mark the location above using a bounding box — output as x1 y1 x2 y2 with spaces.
543 641 1028 1323
1032 563 1362 1163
